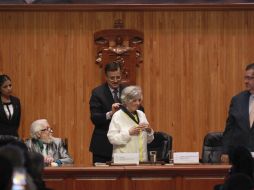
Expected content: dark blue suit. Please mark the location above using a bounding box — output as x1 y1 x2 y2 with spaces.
223 90 254 152
89 83 124 162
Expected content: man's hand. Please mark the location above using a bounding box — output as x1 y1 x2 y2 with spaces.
44 155 54 164
111 103 121 115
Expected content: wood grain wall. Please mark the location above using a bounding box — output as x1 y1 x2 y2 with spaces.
0 9 253 165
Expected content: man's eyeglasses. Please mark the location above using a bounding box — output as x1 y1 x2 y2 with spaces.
48 127 53 133
41 127 52 132
107 76 121 82
244 76 254 80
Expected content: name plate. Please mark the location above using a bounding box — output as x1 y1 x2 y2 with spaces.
113 153 139 165
173 152 199 164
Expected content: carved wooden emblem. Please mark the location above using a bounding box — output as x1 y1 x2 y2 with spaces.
94 20 143 85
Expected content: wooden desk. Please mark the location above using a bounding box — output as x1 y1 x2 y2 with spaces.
43 164 230 190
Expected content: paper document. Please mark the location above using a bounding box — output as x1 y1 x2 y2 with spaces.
113 153 139 165
173 152 199 164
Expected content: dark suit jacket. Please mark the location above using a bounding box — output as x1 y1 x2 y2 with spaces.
223 90 254 152
0 95 21 137
89 83 125 157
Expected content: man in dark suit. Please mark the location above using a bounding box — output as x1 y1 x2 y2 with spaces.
223 63 254 155
89 62 123 163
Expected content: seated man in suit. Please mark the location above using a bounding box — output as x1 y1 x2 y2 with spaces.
25 119 73 166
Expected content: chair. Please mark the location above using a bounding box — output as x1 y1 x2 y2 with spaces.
52 137 68 151
62 138 68 151
147 131 172 162
202 132 223 163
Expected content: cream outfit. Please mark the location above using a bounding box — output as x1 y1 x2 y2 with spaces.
107 109 154 161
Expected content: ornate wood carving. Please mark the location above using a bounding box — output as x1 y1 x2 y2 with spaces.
94 19 143 85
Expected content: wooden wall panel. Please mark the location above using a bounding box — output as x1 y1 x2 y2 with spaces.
0 10 253 165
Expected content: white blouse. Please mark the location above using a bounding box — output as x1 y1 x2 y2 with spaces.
3 103 14 120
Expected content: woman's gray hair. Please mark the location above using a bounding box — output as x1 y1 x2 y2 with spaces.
121 86 143 105
30 119 49 139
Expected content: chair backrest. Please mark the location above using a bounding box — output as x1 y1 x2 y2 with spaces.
202 132 223 163
147 131 172 162
62 138 68 151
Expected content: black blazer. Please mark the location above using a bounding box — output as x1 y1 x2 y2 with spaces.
0 96 21 137
89 83 125 157
223 90 254 152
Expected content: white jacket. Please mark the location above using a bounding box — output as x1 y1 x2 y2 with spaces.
107 109 154 161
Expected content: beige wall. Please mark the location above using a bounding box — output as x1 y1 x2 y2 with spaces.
0 10 253 165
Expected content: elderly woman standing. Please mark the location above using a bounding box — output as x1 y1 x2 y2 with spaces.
107 86 154 162
25 119 73 166
0 74 21 138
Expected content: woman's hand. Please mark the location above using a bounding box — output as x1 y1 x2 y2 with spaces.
129 126 143 136
129 123 153 135
139 123 152 133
